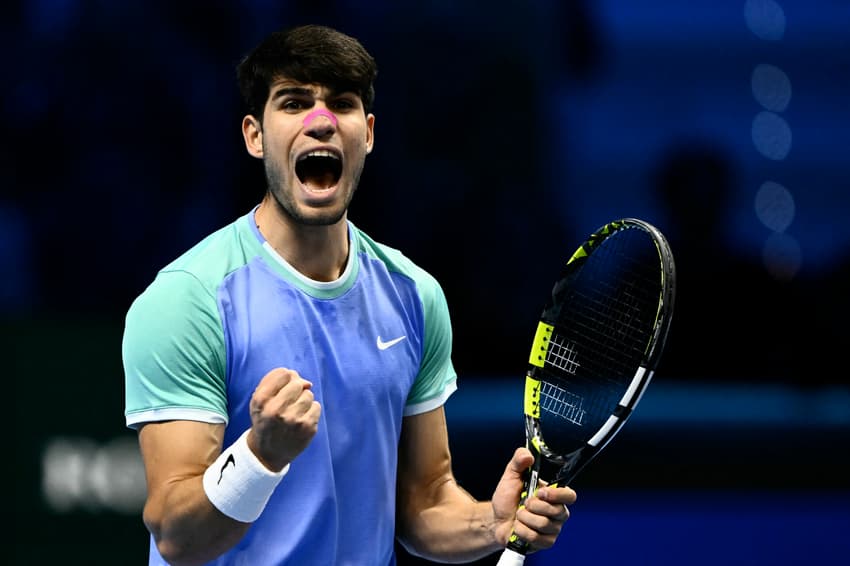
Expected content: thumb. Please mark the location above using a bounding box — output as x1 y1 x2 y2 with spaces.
504 446 534 479
491 447 535 531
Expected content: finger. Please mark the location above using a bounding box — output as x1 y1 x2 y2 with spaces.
255 368 311 397
253 369 291 402
262 384 316 423
303 400 322 429
522 500 571 528
525 497 570 524
254 371 311 410
519 487 574 539
536 484 577 504
510 513 559 550
285 387 318 417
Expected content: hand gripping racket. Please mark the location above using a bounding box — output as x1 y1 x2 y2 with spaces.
496 218 676 565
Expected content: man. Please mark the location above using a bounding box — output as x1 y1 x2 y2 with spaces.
123 24 576 565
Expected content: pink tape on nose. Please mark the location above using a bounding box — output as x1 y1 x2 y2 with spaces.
303 108 338 128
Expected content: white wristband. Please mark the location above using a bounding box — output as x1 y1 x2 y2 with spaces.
202 429 289 523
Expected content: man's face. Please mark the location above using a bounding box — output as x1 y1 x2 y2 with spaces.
253 79 375 226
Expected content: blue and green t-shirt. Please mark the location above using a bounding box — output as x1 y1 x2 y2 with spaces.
123 208 458 565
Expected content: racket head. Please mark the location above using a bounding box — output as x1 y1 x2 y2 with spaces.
526 218 676 485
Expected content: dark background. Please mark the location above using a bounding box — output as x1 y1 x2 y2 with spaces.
6 1 849 564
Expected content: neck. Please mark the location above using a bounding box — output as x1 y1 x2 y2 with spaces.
254 198 349 282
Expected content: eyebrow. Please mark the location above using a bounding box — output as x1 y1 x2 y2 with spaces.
270 86 315 100
270 85 357 102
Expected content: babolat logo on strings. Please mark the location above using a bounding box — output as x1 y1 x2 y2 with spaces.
529 323 580 376
541 382 586 426
547 334 580 375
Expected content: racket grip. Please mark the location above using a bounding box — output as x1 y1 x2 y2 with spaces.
496 548 527 566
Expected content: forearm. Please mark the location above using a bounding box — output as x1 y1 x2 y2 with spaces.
138 422 261 566
144 475 250 566
397 479 506 563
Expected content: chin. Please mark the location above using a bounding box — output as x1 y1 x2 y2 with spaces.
292 206 347 227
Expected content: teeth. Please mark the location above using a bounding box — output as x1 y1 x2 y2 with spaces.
298 150 340 161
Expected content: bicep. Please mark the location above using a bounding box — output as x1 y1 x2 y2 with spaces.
397 407 471 517
399 407 450 481
138 420 224 525
140 420 224 481
397 407 485 558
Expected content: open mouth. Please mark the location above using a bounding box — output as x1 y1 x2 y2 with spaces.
296 150 342 191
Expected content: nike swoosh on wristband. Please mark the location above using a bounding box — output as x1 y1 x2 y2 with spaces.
217 453 236 484
377 335 407 350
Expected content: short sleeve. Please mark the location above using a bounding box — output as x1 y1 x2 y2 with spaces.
404 278 458 415
123 270 228 428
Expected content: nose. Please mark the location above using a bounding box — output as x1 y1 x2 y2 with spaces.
303 108 338 138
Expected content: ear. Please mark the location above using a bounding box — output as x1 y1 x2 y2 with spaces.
242 115 263 158
365 113 375 154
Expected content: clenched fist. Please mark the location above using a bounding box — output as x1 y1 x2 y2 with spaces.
246 368 322 472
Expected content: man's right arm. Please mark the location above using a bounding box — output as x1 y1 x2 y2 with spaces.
138 420 250 566
137 368 321 566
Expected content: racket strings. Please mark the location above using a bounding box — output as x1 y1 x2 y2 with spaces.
546 333 581 375
557 231 662 381
579 279 656 365
536 229 663 446
538 381 586 426
537 363 621 432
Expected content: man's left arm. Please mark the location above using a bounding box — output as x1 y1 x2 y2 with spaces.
395 406 576 563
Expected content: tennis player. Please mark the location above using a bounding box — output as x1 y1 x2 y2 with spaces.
123 24 576 565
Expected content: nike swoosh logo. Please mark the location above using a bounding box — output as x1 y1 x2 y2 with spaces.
217 453 236 485
377 335 407 350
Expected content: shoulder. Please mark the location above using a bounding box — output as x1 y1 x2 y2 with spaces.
159 215 258 289
350 223 443 299
125 213 261 331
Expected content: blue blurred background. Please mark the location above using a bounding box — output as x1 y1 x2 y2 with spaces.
6 0 849 564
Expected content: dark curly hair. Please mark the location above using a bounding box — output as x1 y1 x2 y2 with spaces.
236 25 378 122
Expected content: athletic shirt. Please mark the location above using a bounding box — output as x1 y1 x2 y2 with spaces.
123 209 458 565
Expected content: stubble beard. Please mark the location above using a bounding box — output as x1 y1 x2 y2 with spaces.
263 155 363 227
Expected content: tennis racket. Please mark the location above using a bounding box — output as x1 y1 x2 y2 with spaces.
496 218 676 566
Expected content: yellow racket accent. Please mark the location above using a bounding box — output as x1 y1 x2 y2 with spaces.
567 219 626 264
525 378 542 418
567 245 588 264
528 322 553 367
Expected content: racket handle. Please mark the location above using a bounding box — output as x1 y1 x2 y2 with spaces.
496 548 527 566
